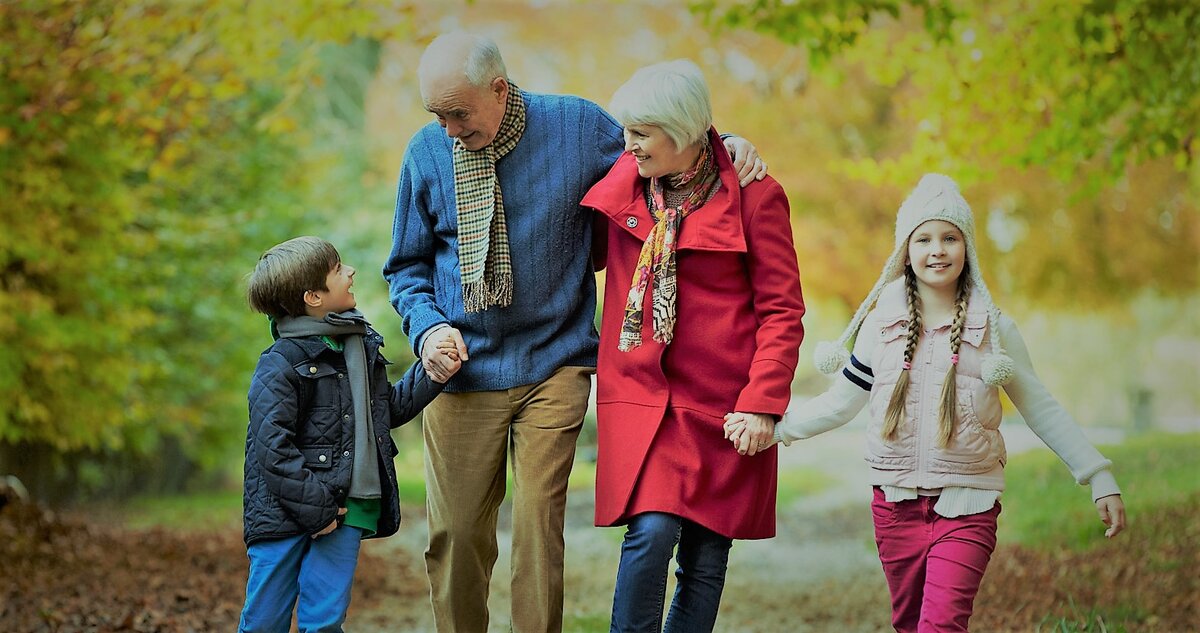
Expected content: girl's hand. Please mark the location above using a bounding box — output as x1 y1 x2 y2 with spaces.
313 507 348 539
723 412 776 456
722 418 747 451
1096 494 1126 538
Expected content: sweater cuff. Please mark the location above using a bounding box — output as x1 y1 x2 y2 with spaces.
417 323 452 357
772 425 788 447
1088 469 1121 502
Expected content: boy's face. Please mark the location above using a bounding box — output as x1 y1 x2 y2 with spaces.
305 261 356 318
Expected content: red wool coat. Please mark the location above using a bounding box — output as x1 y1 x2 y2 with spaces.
581 129 805 539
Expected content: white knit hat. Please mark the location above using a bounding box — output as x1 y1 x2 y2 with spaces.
813 173 1014 386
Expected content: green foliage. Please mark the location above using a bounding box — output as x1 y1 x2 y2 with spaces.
695 0 1199 309
694 0 958 65
697 0 1200 181
999 431 1200 549
0 0 410 500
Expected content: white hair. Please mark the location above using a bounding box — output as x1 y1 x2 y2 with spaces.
419 32 508 87
608 60 713 149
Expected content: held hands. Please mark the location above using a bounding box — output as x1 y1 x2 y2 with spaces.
1096 494 1126 538
422 327 468 383
313 507 348 538
721 136 768 187
722 412 776 456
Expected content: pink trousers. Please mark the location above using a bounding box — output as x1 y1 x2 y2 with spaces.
871 487 1000 633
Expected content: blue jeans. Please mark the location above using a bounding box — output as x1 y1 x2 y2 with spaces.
610 512 733 633
239 526 363 633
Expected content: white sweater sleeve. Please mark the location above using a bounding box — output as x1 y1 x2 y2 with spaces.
774 317 875 446
999 316 1121 501
773 377 869 445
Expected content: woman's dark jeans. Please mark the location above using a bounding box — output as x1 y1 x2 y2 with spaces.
609 512 733 633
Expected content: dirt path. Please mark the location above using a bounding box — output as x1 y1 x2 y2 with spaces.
352 423 1145 633
356 427 894 632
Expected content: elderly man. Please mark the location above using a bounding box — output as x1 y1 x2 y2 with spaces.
384 32 766 633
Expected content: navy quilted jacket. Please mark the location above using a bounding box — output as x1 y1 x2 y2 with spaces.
243 329 440 545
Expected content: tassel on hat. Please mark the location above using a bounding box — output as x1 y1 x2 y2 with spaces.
815 173 1013 386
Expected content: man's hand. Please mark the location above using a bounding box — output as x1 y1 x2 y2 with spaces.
721 136 768 187
422 327 468 383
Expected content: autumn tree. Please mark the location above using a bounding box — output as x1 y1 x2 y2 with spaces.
695 0 1199 308
0 0 405 500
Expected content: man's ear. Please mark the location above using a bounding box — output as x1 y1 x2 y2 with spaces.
490 76 508 102
303 290 323 309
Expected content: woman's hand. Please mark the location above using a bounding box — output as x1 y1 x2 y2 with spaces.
722 412 776 456
1096 494 1126 538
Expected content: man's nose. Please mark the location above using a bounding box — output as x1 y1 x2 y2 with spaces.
445 120 463 138
624 138 636 153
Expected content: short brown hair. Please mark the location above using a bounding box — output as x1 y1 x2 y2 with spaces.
247 236 340 318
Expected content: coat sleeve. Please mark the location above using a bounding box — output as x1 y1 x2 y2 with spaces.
733 179 806 416
999 316 1121 501
388 361 445 428
247 350 338 533
382 138 451 356
589 105 625 274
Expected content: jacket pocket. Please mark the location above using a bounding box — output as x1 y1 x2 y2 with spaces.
928 388 998 474
294 360 338 380
300 445 335 470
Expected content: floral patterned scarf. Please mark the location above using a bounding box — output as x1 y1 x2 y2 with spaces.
618 140 720 351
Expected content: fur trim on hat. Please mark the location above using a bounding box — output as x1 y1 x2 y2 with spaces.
981 351 1015 386
814 340 851 375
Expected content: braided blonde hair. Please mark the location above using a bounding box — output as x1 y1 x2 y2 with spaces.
935 274 972 447
881 267 972 445
881 267 922 440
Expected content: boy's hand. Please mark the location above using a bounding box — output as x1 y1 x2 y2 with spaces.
313 507 348 538
428 334 463 383
422 327 468 382
1096 494 1126 538
435 337 460 362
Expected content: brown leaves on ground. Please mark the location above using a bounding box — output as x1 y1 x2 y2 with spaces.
2 493 1196 632
972 494 1200 632
0 497 424 632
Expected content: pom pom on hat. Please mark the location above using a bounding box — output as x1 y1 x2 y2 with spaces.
981 351 1014 386
814 340 850 375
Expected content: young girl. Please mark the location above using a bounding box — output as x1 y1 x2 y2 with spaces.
724 173 1126 632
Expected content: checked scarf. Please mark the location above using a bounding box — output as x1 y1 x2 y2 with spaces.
453 83 526 312
618 140 720 351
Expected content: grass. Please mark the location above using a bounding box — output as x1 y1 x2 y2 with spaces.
116 489 243 531
999 430 1200 549
776 465 837 506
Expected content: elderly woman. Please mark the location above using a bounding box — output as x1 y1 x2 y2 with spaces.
581 60 805 632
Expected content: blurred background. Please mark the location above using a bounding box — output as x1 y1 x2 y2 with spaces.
1 1 1196 631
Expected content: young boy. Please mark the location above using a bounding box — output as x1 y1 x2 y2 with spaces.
240 236 460 632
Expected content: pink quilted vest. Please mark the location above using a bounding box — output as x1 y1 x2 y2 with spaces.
864 281 1008 491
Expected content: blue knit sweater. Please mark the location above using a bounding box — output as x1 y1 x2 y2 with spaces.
384 91 625 392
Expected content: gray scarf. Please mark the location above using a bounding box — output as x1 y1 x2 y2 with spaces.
275 309 380 500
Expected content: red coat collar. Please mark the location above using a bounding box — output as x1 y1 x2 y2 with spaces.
581 127 747 252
